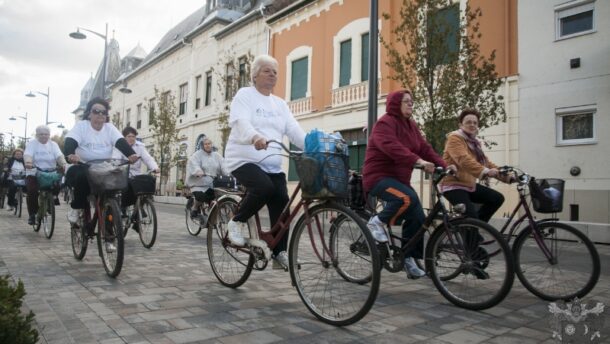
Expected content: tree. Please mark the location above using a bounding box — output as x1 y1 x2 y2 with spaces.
148 87 180 194
0 275 39 344
213 49 254 154
381 0 505 153
51 129 68 152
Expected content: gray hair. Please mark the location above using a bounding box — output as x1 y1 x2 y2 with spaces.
251 54 278 85
36 125 50 135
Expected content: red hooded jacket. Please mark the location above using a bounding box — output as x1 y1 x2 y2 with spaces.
362 90 446 192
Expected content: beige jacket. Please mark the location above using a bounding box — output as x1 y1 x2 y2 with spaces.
441 131 498 188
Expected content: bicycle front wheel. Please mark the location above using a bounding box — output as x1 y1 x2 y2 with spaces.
426 218 514 310
137 198 157 249
185 198 202 236
289 202 380 326
514 221 600 301
207 197 253 288
16 188 22 217
97 197 124 278
43 195 55 239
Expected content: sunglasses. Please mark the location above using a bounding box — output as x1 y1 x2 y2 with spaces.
91 108 108 116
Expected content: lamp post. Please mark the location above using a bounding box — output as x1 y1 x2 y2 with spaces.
70 23 108 99
367 0 378 138
9 112 28 143
25 86 50 124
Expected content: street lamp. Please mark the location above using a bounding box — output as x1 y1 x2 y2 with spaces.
47 121 65 129
69 23 108 99
26 86 50 124
9 113 28 142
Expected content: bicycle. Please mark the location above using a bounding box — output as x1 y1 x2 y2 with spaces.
32 167 62 239
70 159 130 278
496 166 600 301
206 140 380 326
121 173 158 248
184 186 211 236
347 166 515 310
11 172 27 218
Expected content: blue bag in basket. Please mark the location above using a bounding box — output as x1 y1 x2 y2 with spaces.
299 129 349 198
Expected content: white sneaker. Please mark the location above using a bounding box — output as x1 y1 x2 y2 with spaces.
404 257 426 279
273 251 289 270
105 242 116 253
68 208 82 224
227 220 246 246
367 216 388 243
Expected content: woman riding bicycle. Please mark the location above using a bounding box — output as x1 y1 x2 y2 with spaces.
64 97 138 228
186 138 226 220
362 89 454 279
3 149 26 212
113 126 159 228
440 108 511 222
224 54 305 270
24 125 67 225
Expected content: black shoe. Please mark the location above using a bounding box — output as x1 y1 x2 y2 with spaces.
190 209 199 219
132 222 140 233
28 215 35 225
471 268 490 280
54 197 60 206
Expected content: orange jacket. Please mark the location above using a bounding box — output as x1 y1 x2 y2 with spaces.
441 131 498 188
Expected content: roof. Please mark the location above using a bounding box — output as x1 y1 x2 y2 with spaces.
126 43 147 59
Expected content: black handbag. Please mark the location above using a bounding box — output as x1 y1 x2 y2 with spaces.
213 175 235 189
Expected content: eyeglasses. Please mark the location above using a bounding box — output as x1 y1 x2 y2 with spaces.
91 108 108 116
402 100 414 105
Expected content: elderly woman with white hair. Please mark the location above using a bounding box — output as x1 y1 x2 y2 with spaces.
24 125 67 225
223 54 306 270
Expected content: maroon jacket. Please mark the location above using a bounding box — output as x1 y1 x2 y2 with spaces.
362 90 446 192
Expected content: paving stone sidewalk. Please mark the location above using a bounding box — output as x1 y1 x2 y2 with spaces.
0 203 608 344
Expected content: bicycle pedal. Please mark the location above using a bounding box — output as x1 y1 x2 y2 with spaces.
246 238 271 261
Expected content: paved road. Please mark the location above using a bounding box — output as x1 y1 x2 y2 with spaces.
0 202 608 344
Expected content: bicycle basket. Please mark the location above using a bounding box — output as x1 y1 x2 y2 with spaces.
86 160 129 194
130 174 156 195
37 171 61 190
529 177 565 213
295 152 349 199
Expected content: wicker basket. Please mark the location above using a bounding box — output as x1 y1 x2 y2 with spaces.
295 152 349 199
86 160 129 194
529 178 565 213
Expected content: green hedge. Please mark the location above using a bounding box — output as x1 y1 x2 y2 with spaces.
0 275 39 344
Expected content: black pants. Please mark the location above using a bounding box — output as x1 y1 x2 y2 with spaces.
65 164 90 209
444 184 505 223
232 163 289 256
7 181 20 207
192 189 215 204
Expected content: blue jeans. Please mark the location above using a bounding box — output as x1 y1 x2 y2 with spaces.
369 177 424 259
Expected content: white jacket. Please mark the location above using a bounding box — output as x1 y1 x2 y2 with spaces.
113 141 158 177
186 149 227 192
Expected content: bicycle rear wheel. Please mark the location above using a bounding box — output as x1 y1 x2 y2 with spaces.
121 205 133 238
71 209 88 260
513 221 600 301
289 202 380 326
15 188 22 217
43 196 55 239
426 218 514 310
207 197 253 288
185 197 202 236
97 197 124 278
137 197 157 249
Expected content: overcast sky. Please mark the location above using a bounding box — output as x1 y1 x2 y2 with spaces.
0 0 205 141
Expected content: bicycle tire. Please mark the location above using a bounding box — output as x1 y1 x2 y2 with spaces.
16 188 22 217
513 221 600 301
43 195 55 239
207 197 254 288
185 197 202 236
289 201 380 326
71 210 88 260
426 218 514 310
121 205 132 238
97 197 124 278
137 198 157 249
33 194 42 232
329 213 376 283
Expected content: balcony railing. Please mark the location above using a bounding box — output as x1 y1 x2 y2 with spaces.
288 96 312 116
332 81 368 107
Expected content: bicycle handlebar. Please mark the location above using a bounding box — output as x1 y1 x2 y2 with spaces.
498 165 529 185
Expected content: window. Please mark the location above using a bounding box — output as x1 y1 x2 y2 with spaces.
195 75 202 109
290 57 308 100
361 32 369 82
225 63 235 101
428 3 459 66
238 56 247 88
179 83 188 115
556 1 595 40
556 105 596 145
205 71 212 106
136 103 142 129
339 39 352 87
148 98 155 123
125 108 131 128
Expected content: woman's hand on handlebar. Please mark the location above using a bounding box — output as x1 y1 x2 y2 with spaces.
127 154 140 164
253 136 268 151
416 159 435 173
67 154 80 164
